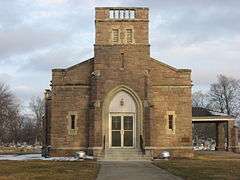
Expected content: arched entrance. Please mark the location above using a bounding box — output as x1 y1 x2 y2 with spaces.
102 85 143 153
109 91 136 148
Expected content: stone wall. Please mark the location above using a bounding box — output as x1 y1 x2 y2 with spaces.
48 60 93 156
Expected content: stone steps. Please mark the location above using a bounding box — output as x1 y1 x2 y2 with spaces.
102 149 151 161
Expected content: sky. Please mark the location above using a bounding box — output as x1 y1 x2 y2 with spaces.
0 0 240 110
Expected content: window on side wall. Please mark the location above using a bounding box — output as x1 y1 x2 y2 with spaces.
165 111 176 134
168 115 173 130
71 115 76 130
67 112 78 135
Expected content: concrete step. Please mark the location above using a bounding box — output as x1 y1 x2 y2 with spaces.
103 158 147 160
102 155 151 161
102 148 152 161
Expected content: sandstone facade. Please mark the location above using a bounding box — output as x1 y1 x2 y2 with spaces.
43 7 193 159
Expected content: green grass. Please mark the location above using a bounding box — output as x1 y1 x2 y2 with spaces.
0 160 99 180
154 151 240 180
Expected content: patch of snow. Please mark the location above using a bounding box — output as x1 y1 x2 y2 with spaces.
0 154 44 161
85 155 94 160
0 154 80 161
44 157 79 161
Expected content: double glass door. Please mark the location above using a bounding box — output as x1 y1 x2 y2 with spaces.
110 114 134 148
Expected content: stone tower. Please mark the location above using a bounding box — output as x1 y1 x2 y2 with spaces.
89 8 151 156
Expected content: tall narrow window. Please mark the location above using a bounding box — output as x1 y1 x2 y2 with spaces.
126 29 133 43
168 115 173 130
121 53 125 68
67 112 78 135
112 29 119 43
71 115 75 130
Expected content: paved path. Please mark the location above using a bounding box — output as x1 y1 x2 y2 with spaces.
97 161 182 180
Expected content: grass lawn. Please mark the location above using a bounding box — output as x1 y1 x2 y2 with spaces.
0 160 99 180
154 151 240 180
0 147 38 154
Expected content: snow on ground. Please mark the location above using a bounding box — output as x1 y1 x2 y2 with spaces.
0 154 79 161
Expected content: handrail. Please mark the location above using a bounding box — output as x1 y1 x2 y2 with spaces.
103 135 105 150
140 135 145 155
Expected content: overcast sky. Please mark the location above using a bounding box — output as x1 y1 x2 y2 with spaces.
0 0 240 110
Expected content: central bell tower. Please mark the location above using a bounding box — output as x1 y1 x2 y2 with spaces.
93 7 150 78
95 7 149 46
89 7 151 156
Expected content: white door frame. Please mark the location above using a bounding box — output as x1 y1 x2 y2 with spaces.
109 113 136 148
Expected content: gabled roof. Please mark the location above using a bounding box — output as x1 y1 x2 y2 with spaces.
52 58 94 72
53 57 191 73
150 57 191 73
66 58 94 71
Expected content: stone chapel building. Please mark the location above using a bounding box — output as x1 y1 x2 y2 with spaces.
43 7 194 159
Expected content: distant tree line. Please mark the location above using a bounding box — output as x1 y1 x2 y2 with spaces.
0 82 44 146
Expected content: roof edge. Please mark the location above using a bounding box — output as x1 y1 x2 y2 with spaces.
95 7 149 10
192 116 235 119
150 57 191 72
52 57 94 72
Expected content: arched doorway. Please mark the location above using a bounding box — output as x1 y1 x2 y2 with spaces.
109 91 136 148
102 85 143 152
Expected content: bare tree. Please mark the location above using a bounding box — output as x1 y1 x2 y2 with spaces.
0 82 21 144
208 74 240 124
20 115 36 145
192 90 210 108
29 96 44 144
0 82 46 145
